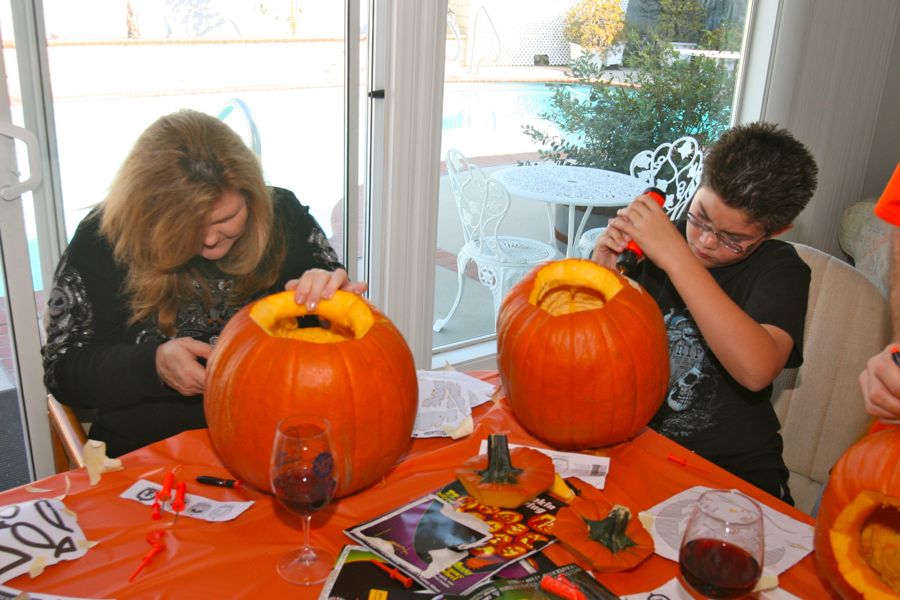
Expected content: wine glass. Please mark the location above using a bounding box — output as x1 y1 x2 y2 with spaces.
678 489 764 599
270 414 337 585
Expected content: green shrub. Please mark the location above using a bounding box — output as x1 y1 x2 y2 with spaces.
523 31 736 173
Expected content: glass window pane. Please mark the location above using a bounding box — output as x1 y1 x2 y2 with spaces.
41 1 349 264
433 0 749 353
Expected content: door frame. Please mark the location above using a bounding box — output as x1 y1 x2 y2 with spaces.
0 0 54 480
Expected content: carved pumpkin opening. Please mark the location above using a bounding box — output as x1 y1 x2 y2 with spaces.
528 259 625 316
249 290 373 343
830 490 900 596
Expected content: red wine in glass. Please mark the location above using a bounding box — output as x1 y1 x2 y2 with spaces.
678 489 764 599
272 466 335 515
270 415 337 586
679 538 762 598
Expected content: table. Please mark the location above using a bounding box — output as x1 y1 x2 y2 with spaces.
2 372 836 599
491 165 646 257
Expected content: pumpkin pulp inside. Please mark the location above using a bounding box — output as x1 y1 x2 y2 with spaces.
528 260 624 316
860 504 900 591
249 290 374 343
831 490 900 595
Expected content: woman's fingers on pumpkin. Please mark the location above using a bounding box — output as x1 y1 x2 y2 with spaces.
292 269 327 309
321 269 349 299
342 280 368 295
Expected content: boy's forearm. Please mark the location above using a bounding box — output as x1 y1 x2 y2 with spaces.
663 258 793 391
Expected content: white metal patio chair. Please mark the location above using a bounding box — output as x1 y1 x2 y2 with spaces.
577 136 704 258
434 158 561 333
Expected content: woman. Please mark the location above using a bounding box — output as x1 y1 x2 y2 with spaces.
42 109 365 457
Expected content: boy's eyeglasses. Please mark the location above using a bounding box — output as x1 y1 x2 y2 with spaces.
685 211 764 255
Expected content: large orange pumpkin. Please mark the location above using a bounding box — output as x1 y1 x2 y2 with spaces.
814 428 900 598
204 290 418 498
497 259 668 450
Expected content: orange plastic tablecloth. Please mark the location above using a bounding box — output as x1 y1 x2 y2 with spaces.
3 372 836 599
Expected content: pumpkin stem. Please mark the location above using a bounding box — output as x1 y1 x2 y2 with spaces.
476 434 524 484
583 504 637 553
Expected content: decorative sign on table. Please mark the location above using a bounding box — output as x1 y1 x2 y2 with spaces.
0 498 91 585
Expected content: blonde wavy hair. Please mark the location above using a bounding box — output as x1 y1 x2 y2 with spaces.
100 109 283 336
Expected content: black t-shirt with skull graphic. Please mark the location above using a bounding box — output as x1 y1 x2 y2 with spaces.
41 187 343 457
633 221 809 504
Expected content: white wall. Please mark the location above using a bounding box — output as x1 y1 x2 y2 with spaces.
766 0 900 255
862 11 900 201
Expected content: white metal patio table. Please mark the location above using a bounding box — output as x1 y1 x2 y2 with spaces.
491 164 646 258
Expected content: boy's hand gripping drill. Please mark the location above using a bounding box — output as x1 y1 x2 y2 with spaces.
615 186 665 275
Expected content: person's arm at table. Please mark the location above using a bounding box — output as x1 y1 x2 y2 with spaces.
859 228 900 424
43 220 190 410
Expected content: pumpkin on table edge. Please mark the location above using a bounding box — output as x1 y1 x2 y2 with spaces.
204 290 418 499
497 259 669 450
553 494 655 573
814 428 900 599
456 434 555 508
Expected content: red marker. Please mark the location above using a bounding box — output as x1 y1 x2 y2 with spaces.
370 560 414 588
157 471 175 502
172 481 187 523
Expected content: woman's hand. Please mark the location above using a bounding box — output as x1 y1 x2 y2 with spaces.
860 344 900 425
156 337 212 396
285 268 368 311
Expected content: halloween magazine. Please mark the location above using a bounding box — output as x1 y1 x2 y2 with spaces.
344 480 567 596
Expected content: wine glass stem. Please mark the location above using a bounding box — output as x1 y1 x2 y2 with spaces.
302 514 313 550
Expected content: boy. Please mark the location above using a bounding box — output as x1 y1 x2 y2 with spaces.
592 122 818 504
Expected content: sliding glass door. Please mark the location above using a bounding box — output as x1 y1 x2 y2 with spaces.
1 0 373 489
0 1 53 487
432 0 751 361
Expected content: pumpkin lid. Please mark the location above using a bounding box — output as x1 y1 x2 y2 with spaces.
249 290 375 343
